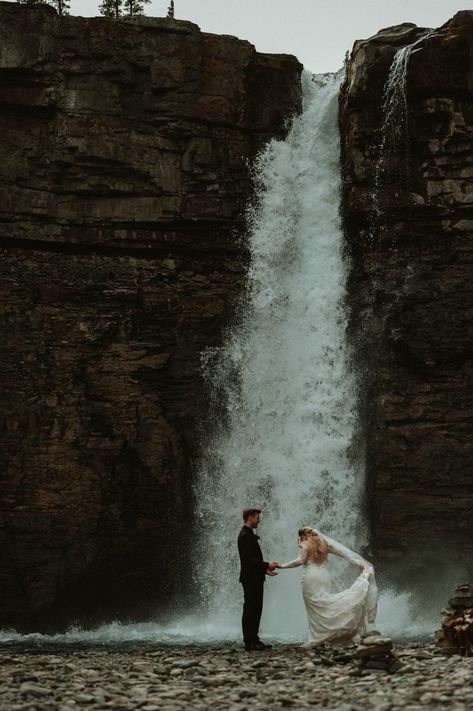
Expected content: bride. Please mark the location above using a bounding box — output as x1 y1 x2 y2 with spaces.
276 527 378 646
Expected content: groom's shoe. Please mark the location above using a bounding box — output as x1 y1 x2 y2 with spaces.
254 640 272 649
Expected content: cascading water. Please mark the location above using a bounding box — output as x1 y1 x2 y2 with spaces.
194 70 366 641
374 30 435 209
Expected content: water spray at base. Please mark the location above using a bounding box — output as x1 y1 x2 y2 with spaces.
194 71 366 640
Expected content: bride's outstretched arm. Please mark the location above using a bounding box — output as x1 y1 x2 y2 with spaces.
277 545 308 569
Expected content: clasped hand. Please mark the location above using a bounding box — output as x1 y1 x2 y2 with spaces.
266 561 281 576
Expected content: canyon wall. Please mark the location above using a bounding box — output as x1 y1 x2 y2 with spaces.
341 12 473 589
3 0 473 631
0 2 301 630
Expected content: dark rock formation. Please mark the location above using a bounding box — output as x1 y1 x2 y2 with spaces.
341 12 473 590
0 2 302 630
435 584 473 656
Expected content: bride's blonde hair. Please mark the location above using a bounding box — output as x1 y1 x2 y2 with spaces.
298 527 329 564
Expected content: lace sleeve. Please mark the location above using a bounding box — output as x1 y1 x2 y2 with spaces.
327 538 372 569
278 544 308 569
312 528 373 571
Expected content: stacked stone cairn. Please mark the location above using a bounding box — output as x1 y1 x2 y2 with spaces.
435 583 473 656
355 631 403 673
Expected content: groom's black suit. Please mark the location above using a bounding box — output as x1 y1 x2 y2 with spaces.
238 525 269 647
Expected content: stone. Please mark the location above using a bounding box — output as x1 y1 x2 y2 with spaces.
441 609 454 625
360 636 392 646
238 689 257 698
19 683 52 697
320 656 336 666
388 657 404 673
153 664 168 674
448 584 473 611
171 659 200 669
130 662 152 672
333 653 355 663
360 630 381 639
363 659 390 670
356 642 393 658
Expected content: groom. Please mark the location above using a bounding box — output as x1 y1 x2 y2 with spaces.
238 507 277 651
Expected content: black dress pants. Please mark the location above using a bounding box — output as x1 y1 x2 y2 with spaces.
241 579 264 645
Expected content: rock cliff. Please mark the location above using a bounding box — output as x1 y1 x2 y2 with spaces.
0 2 302 630
4 0 473 630
341 12 473 589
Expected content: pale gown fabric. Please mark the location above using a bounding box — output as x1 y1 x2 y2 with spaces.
279 528 378 646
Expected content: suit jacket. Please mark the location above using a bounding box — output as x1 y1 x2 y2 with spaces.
238 525 269 584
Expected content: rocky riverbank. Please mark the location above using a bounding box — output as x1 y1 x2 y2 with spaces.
1 642 472 710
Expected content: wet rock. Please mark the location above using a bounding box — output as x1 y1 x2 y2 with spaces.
319 656 336 667
20 683 52 697
333 652 355 663
448 583 473 611
355 637 403 674
239 689 257 698
340 12 473 583
0 3 302 631
356 641 393 658
171 659 201 669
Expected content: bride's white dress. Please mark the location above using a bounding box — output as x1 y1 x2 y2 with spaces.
279 529 378 646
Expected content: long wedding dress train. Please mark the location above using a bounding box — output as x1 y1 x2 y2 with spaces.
279 529 378 646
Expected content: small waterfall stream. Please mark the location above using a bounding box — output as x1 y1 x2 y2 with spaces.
194 71 366 641
374 31 435 208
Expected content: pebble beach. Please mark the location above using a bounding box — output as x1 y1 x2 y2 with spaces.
1 642 472 710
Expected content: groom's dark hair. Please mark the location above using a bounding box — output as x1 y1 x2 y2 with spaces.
243 507 261 521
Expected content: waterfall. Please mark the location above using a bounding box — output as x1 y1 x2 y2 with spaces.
374 31 434 207
194 70 366 641
0 65 441 647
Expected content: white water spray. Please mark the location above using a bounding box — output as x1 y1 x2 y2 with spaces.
194 71 366 641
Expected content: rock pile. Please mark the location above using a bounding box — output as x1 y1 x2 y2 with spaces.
355 631 403 674
436 583 473 656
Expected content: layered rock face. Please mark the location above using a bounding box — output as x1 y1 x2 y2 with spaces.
0 2 301 630
341 12 473 588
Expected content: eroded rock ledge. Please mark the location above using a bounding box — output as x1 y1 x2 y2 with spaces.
341 12 473 588
0 2 302 630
